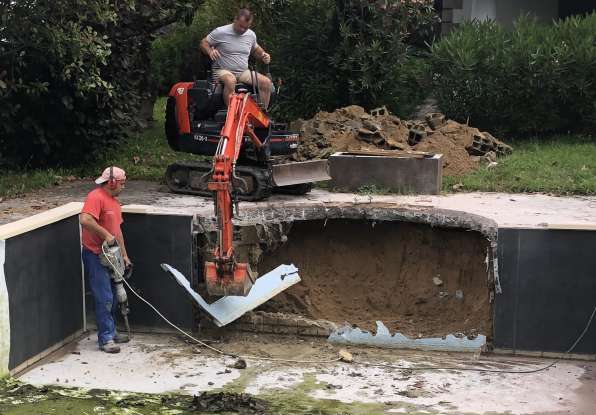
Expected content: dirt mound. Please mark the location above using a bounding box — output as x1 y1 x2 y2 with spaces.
290 106 512 176
259 219 492 338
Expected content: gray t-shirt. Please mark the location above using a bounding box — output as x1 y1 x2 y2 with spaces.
206 24 258 75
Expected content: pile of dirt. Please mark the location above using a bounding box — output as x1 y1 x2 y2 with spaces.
260 219 492 338
290 106 512 176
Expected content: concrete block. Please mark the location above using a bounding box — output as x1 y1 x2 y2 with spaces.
408 128 427 146
425 113 446 130
329 152 443 195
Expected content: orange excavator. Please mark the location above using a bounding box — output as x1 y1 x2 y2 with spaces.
203 91 268 297
165 70 329 297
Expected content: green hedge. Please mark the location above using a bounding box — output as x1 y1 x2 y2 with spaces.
430 14 596 137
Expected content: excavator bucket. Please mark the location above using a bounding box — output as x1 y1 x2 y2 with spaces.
204 261 257 297
271 160 331 187
162 263 300 327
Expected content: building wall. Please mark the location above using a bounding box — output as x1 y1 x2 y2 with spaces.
559 1 596 19
462 0 496 22
442 0 561 33
496 0 559 26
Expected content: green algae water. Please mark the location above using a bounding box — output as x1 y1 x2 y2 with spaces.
0 377 448 415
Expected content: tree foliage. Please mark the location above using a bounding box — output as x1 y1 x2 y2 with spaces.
0 0 201 167
150 0 438 120
332 0 437 110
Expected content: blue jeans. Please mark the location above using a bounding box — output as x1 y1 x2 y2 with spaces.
82 248 117 346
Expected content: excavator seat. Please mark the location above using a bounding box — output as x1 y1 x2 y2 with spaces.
187 77 275 124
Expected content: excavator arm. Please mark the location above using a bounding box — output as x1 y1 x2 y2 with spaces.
204 92 270 296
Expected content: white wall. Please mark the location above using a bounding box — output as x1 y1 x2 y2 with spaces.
463 0 497 22
497 0 559 26
461 0 559 26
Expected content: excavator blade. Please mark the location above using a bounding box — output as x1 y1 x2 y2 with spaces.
204 261 257 297
271 160 331 187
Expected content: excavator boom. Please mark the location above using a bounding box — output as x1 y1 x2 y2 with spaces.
204 92 269 296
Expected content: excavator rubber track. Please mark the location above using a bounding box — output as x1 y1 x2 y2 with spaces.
166 161 315 201
166 160 273 202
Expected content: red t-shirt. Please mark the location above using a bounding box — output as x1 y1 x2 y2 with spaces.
81 187 123 254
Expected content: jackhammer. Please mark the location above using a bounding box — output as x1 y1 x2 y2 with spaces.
100 240 133 336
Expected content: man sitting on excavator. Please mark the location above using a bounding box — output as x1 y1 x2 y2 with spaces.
200 8 273 109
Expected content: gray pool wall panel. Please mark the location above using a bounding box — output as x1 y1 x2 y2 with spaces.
494 228 596 354
118 213 194 329
4 216 83 370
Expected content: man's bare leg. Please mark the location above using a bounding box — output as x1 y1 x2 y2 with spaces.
240 71 272 109
220 74 236 107
255 73 272 109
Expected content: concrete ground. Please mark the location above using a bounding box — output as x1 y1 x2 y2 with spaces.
1 180 595 228
17 332 596 415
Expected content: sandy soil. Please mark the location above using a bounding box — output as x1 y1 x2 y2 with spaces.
259 219 492 338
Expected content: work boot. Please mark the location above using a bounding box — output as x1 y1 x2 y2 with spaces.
100 340 120 354
114 333 130 344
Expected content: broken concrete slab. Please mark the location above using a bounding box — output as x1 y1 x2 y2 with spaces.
161 263 301 327
328 321 486 353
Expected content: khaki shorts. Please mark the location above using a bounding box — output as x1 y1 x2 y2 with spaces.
214 69 254 85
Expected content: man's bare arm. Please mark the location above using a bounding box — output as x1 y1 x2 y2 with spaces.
253 45 271 64
201 37 220 61
80 213 114 243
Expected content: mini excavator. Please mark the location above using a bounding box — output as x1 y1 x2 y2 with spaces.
164 67 329 298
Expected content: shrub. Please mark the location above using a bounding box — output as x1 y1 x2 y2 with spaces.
384 53 433 118
430 14 596 137
0 1 200 168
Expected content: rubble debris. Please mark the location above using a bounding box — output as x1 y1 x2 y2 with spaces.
229 358 248 369
290 106 513 176
339 349 353 363
425 113 446 130
190 392 268 414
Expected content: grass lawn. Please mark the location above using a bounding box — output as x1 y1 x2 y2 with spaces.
443 135 596 195
0 99 594 199
0 98 200 199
